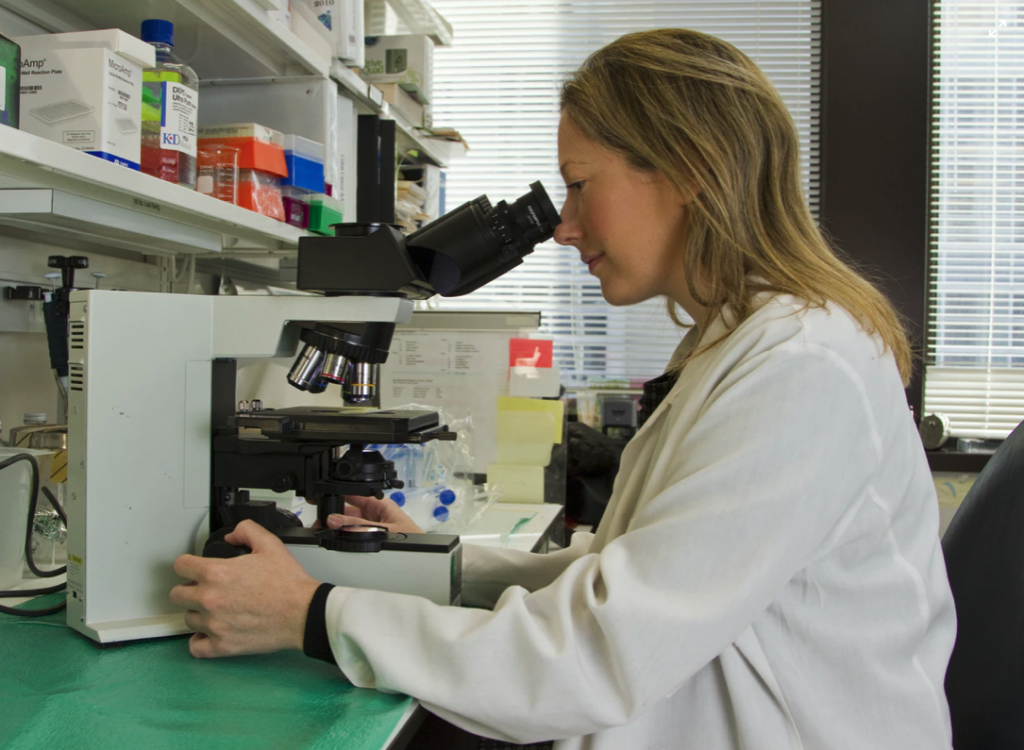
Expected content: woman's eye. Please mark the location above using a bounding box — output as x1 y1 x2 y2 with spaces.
567 181 584 191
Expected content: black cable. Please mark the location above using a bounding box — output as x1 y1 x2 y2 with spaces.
42 485 68 526
0 453 67 617
0 582 66 597
12 455 64 580
0 582 67 616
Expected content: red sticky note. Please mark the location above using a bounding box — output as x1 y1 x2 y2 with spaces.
509 338 553 368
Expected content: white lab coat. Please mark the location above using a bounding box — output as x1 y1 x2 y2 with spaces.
324 295 956 749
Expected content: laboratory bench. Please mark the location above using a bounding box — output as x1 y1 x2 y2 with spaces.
0 501 564 750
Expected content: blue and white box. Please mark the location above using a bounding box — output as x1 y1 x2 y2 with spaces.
281 134 325 192
16 29 155 169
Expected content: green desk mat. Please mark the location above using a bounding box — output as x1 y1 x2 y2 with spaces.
1 593 412 750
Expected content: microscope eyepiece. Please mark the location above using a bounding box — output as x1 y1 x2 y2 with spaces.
404 180 561 297
296 181 561 299
290 181 558 403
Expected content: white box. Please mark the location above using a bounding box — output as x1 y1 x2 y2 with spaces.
421 162 443 219
17 30 155 170
297 0 364 67
290 0 333 62
336 92 357 220
17 29 155 68
363 33 433 101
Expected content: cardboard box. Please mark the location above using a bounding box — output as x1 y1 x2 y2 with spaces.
16 30 155 169
363 34 434 101
375 82 425 128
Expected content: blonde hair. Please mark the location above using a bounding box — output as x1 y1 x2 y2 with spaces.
560 28 913 384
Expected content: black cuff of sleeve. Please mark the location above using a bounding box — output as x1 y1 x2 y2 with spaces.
303 583 337 665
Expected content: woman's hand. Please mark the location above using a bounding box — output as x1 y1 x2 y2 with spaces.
169 520 320 658
310 493 423 535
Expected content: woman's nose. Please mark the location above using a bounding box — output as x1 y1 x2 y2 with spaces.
553 203 578 246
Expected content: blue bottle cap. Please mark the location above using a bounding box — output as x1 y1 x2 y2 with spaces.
390 492 406 507
141 19 175 47
433 506 449 522
438 489 456 505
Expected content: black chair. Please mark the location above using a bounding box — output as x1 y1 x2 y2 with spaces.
942 419 1024 749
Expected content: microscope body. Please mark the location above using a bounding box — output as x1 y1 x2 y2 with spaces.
64 182 560 644
65 291 458 644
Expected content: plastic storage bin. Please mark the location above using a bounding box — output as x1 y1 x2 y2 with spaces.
199 124 288 219
281 185 311 229
237 169 285 221
281 134 325 193
307 193 344 235
197 123 288 178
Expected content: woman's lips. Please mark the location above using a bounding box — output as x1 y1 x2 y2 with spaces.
584 255 604 273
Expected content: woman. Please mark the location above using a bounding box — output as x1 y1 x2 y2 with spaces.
171 29 956 749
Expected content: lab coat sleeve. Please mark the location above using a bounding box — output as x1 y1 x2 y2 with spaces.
324 341 885 743
461 533 595 608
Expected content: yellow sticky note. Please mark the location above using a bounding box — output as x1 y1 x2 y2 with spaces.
497 396 564 444
496 411 554 466
486 464 546 503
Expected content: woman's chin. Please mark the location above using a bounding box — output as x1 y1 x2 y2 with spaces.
599 284 641 307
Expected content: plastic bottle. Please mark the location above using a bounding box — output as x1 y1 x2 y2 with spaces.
389 484 457 530
140 20 199 189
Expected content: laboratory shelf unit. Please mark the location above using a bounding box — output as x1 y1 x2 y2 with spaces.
376 0 453 46
0 0 462 254
0 126 308 255
0 0 329 79
331 62 450 167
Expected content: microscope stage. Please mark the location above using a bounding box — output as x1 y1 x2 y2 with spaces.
229 407 448 444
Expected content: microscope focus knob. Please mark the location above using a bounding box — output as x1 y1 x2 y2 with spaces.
269 471 294 492
319 525 389 553
204 540 253 558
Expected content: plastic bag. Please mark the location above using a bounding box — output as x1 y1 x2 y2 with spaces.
369 403 501 533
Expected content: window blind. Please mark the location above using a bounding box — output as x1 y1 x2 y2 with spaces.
425 1 822 387
925 1 1024 439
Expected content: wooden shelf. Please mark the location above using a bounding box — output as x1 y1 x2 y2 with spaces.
0 127 308 255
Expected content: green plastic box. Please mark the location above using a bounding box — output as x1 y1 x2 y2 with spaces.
0 31 19 129
307 194 344 236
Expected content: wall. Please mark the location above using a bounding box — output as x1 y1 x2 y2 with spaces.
0 234 206 440
820 0 932 421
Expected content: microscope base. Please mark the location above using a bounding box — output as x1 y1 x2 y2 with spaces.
287 534 462 607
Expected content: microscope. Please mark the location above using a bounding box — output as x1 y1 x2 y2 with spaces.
64 183 560 644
